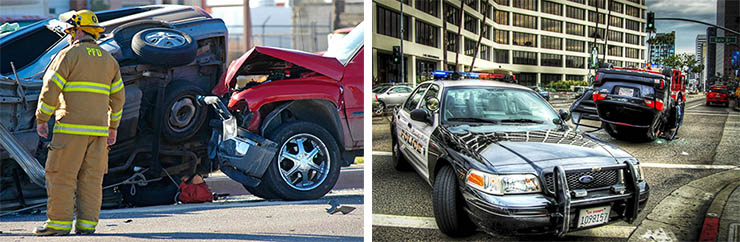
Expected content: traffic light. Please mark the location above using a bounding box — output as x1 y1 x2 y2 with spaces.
647 12 655 32
392 46 401 64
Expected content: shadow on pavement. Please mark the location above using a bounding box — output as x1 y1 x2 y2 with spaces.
0 232 362 241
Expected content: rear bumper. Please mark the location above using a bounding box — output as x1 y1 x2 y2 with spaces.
706 97 729 103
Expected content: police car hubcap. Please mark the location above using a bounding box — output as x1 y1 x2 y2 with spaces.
277 134 330 191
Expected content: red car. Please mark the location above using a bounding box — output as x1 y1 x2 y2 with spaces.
706 86 730 107
203 23 364 200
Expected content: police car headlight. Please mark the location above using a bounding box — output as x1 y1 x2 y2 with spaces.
466 169 541 195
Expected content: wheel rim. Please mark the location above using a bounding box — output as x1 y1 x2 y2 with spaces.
168 97 197 132
375 103 385 114
392 141 399 160
144 30 187 48
277 134 330 191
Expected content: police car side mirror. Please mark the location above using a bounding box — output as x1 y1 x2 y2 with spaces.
559 109 570 122
410 109 430 123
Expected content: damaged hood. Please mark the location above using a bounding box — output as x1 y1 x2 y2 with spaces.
217 46 345 95
443 126 630 173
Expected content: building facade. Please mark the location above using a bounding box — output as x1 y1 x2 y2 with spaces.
695 34 706 84
372 0 649 87
715 0 740 81
648 31 674 65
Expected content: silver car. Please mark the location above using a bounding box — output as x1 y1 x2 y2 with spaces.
373 85 413 114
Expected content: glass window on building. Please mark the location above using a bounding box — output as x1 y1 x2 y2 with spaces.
608 45 622 57
513 13 537 29
542 36 563 50
566 22 585 36
377 6 410 40
464 38 477 56
567 0 585 4
416 59 437 81
446 31 459 52
464 0 478 9
480 45 491 60
541 74 562 86
607 59 623 67
415 0 439 17
566 39 585 52
513 32 537 47
624 61 641 68
609 1 623 13
588 0 606 8
588 11 606 24
625 19 640 31
625 5 640 18
608 30 622 42
566 6 585 20
415 20 439 48
377 52 409 83
517 72 537 86
464 13 478 33
495 0 509 6
541 53 563 67
481 1 493 18
542 1 562 15
444 3 461 26
513 0 537 11
625 47 639 59
566 74 584 82
495 9 509 25
566 55 585 68
494 49 509 63
483 24 492 40
588 26 605 39
495 29 509 44
609 16 623 28
626 33 640 45
589 42 605 53
512 50 537 65
541 18 562 33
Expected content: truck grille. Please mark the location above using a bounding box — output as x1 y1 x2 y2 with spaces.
544 169 620 193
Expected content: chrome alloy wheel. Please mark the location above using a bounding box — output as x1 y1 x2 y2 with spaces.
144 30 187 48
277 134 330 191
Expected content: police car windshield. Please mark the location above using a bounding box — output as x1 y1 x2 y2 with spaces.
443 87 560 130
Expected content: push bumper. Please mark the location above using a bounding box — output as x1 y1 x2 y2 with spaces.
462 162 649 236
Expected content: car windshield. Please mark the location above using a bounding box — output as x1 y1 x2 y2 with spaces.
710 88 728 93
443 87 561 131
323 22 364 66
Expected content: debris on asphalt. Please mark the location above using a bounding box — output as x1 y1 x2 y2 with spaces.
124 219 133 223
326 200 356 215
681 151 689 156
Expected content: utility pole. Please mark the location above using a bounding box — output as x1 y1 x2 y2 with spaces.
454 2 464 71
400 0 405 83
469 0 490 72
243 0 252 50
443 7 447 71
603 0 611 63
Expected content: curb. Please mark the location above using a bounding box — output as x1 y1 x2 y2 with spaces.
699 180 740 242
628 169 740 241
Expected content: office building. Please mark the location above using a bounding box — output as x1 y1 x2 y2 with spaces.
648 31 674 65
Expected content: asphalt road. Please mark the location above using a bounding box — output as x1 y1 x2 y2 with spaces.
371 95 738 241
0 164 364 241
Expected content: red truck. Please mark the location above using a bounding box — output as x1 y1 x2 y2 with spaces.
201 23 364 200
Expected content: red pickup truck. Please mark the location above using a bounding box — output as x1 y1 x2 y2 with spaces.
202 23 364 200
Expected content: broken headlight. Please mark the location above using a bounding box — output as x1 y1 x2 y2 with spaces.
465 169 541 195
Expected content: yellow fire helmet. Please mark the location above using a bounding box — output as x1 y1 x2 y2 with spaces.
59 9 105 39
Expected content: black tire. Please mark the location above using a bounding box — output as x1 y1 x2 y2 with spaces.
375 101 386 115
392 137 412 171
257 121 341 200
161 81 208 143
132 28 197 67
433 166 475 237
241 184 280 200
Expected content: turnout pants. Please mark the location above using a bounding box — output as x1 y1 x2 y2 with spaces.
44 133 108 232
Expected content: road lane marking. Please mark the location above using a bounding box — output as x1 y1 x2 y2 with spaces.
372 214 635 238
687 103 704 110
371 151 739 170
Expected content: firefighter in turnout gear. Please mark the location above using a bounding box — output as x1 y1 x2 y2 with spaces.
33 9 125 236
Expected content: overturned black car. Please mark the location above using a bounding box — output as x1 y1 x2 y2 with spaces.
391 77 649 237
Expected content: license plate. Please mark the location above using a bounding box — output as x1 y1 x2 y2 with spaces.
618 87 635 97
577 206 611 228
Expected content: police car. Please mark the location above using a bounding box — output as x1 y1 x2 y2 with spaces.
390 71 649 237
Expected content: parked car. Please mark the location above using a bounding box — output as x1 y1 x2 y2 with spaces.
204 22 365 200
391 76 648 237
706 86 730 107
529 86 551 101
570 67 686 141
0 5 228 209
373 84 413 114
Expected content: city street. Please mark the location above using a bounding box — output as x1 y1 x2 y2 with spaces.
371 95 740 241
0 165 364 241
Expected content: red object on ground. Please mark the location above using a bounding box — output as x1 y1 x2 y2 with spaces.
178 176 214 203
698 216 719 242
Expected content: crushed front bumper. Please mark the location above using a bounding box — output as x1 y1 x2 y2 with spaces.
462 162 649 236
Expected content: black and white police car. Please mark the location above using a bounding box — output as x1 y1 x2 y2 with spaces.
390 71 649 237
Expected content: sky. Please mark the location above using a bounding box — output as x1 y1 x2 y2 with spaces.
647 0 717 55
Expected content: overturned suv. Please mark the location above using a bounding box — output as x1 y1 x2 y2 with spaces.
390 75 649 237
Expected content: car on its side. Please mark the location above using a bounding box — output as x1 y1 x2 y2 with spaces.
373 84 413 114
571 66 685 141
390 74 649 237
706 86 730 107
204 22 365 201
0 5 228 209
